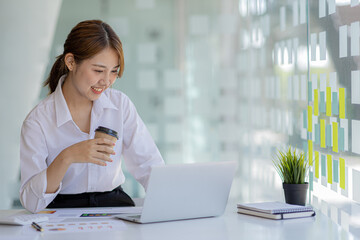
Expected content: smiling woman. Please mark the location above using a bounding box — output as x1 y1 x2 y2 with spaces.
19 20 164 213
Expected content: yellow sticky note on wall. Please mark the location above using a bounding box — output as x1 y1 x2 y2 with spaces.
333 122 338 153
339 88 345 119
308 140 313 166
340 158 345 189
326 87 332 116
327 155 332 184
320 119 326 148
308 106 312 132
315 151 319 178
314 89 319 116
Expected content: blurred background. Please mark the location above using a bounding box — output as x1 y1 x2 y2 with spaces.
1 0 360 235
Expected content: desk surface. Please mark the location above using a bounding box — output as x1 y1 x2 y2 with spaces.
0 201 355 240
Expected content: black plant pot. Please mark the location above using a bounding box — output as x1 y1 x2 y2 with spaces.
283 183 309 206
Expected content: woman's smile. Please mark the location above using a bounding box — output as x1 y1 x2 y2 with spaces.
91 86 104 94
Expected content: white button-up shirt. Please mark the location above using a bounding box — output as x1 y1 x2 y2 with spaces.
20 76 164 213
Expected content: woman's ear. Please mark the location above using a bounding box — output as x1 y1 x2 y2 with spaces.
64 53 75 71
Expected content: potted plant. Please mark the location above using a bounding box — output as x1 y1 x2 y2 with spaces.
273 146 309 206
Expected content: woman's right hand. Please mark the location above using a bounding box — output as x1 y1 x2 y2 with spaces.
60 138 115 166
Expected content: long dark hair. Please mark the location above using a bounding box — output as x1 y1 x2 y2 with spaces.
44 20 125 93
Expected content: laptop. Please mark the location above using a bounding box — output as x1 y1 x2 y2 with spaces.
115 161 237 224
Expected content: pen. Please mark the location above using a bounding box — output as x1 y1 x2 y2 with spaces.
31 222 44 232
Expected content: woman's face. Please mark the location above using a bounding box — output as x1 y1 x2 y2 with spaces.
68 47 120 101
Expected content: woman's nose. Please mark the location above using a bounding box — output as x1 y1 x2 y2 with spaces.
100 72 111 85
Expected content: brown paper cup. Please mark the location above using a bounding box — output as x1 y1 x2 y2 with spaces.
94 126 118 156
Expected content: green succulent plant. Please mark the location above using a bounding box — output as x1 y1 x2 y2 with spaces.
273 146 309 184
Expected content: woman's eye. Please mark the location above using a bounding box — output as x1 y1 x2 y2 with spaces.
94 70 103 73
112 70 118 74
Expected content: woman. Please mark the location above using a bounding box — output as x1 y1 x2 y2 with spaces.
19 20 164 213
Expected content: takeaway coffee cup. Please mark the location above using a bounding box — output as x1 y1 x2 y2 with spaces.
94 126 118 155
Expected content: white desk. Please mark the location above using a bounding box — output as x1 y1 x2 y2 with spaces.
0 201 356 240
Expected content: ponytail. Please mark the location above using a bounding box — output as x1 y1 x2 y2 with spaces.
44 54 68 94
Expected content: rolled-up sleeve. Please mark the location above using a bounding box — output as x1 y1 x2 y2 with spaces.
121 97 165 190
19 120 61 213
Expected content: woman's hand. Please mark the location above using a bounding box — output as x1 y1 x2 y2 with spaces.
61 138 115 166
45 138 115 193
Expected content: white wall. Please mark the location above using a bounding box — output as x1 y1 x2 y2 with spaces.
0 0 62 209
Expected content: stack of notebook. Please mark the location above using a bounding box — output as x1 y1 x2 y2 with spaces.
237 202 316 220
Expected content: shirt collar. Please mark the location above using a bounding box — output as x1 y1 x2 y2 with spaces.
54 75 118 127
54 75 72 127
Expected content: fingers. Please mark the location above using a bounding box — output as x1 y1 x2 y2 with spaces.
93 151 113 163
94 138 116 146
96 145 116 155
67 139 116 166
84 154 112 167
90 158 108 167
89 152 112 166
